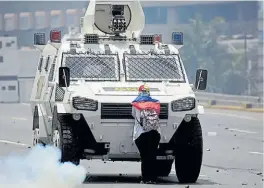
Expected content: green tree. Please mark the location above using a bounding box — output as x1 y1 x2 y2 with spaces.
180 14 247 94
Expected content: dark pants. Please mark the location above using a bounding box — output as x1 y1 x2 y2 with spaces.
135 130 161 181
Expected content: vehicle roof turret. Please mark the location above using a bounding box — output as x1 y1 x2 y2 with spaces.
81 0 145 39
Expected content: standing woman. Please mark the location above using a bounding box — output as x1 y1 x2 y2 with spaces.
131 85 161 184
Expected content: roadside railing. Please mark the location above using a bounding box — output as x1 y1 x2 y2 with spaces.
196 91 263 109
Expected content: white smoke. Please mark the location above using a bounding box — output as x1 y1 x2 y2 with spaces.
0 144 87 188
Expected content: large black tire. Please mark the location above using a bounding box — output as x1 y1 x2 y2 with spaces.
174 117 203 183
55 115 81 165
156 160 173 177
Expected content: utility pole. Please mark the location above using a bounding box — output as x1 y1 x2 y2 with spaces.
244 32 250 95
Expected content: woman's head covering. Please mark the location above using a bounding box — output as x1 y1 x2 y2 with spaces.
138 84 150 96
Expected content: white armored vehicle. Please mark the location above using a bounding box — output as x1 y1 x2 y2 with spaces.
30 0 208 183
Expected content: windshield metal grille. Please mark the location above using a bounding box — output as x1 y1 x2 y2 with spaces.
62 53 120 81
123 53 185 82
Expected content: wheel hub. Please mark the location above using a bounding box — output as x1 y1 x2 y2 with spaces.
53 130 60 148
32 128 40 146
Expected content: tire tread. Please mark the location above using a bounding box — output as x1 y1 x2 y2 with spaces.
57 115 80 165
174 117 203 183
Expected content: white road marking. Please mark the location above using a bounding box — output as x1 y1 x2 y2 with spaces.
249 152 264 155
206 112 258 121
0 116 28 121
20 103 30 106
0 140 30 147
207 132 217 136
11 117 28 121
227 128 257 134
170 169 206 177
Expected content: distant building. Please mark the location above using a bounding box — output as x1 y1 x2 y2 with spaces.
0 1 259 45
0 36 19 103
0 36 39 103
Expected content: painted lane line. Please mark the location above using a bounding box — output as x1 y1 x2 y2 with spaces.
207 132 217 136
0 116 28 121
21 103 30 106
170 169 206 177
249 152 264 155
227 128 257 134
206 112 257 121
0 140 30 147
11 117 28 121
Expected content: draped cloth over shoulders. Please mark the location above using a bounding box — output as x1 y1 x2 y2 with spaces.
131 95 161 114
131 95 161 141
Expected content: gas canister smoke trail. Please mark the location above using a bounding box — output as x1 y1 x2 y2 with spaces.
0 145 87 188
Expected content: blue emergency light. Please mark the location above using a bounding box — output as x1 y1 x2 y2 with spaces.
172 32 183 45
34 33 46 45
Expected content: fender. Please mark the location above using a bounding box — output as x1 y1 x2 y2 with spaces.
56 103 67 113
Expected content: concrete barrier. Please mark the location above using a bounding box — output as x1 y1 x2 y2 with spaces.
196 91 263 111
200 102 264 113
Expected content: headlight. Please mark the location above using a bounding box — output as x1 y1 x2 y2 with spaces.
72 96 98 111
171 97 195 112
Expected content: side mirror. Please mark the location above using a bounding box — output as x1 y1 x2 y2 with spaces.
59 67 70 87
195 69 208 90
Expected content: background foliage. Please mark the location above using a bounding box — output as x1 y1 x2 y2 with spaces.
179 14 258 96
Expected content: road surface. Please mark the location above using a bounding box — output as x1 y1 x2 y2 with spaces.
0 103 263 188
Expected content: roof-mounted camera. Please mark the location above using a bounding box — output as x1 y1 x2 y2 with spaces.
109 5 127 36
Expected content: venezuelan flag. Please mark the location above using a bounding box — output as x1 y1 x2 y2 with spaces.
131 95 161 114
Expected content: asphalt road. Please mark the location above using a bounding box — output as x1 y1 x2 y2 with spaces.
0 103 263 188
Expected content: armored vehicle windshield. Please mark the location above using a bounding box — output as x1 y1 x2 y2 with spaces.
62 52 120 81
124 53 185 83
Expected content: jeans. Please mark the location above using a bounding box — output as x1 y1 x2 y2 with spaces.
135 130 161 181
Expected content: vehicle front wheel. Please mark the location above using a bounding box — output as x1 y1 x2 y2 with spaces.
174 117 203 183
53 115 81 165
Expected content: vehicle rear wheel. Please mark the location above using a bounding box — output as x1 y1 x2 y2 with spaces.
174 117 203 183
53 115 81 165
156 160 173 177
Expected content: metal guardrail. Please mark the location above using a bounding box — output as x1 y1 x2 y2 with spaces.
196 91 263 109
